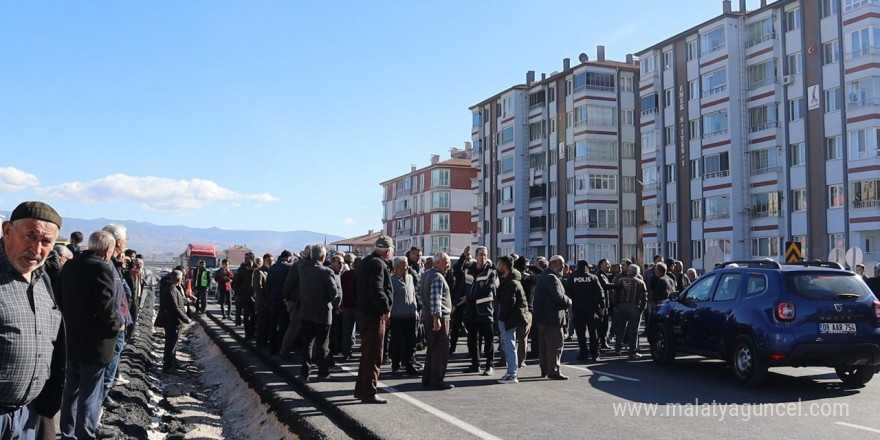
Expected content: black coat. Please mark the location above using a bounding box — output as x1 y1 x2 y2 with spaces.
355 252 392 317
156 283 190 328
565 269 605 313
298 260 342 325
61 251 122 365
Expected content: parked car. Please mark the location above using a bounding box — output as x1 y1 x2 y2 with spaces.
647 260 880 387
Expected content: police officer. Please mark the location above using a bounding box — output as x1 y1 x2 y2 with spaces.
564 260 605 361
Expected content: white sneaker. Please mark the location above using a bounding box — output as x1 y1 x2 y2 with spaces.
497 374 519 384
115 375 130 386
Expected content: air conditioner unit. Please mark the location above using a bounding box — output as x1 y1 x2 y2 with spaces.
781 75 793 85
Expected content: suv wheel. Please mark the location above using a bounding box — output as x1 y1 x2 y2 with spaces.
835 366 875 387
650 324 675 365
730 336 768 386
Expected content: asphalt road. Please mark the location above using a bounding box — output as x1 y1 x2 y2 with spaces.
207 303 880 440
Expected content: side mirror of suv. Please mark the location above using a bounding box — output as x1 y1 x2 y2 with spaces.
668 291 681 302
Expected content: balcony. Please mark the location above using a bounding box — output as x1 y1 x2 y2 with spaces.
395 227 412 236
853 199 880 209
704 170 730 179
847 97 880 110
749 210 780 218
844 0 880 13
749 121 778 133
705 213 731 221
701 44 725 57
746 33 776 48
750 166 782 176
701 85 727 98
748 77 776 90
846 46 880 60
702 129 729 139
640 108 657 117
393 208 412 217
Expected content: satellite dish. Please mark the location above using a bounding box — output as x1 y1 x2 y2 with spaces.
579 53 589 63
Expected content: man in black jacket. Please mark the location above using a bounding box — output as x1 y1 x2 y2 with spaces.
566 260 606 361
460 246 497 376
354 236 394 404
156 270 191 373
192 260 211 314
647 262 676 329
233 253 257 337
297 245 341 382
59 231 122 440
533 255 572 379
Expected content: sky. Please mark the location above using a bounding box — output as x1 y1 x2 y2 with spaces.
0 0 738 238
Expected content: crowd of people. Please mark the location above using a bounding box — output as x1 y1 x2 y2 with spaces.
0 201 149 440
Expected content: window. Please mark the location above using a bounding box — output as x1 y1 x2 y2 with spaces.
692 240 704 260
789 98 804 121
664 88 674 108
788 52 804 74
666 164 677 183
829 232 845 251
751 237 779 257
829 184 845 208
589 174 617 192
690 159 702 180
501 156 514 174
529 90 546 108
663 51 673 70
623 176 636 193
431 236 450 252
549 118 556 134
746 17 776 47
689 119 701 139
621 76 634 92
790 143 806 166
852 179 880 208
826 136 844 160
549 86 555 102
574 104 617 127
691 199 702 219
529 152 546 170
825 88 842 112
687 40 699 61
846 0 876 12
848 128 878 159
689 80 700 100
499 126 514 145
502 96 514 116
500 216 514 234
714 273 742 301
565 79 572 97
793 188 808 211
786 8 802 32
705 195 731 220
665 126 675 145
501 186 514 203
684 274 717 302
431 213 450 232
705 238 732 256
575 139 618 161
701 68 727 97
747 59 776 89
623 209 637 227
529 183 546 199
849 26 880 59
822 0 839 16
570 175 589 195
704 152 730 178
667 203 678 222
431 191 450 209
642 167 659 190
529 121 545 141
749 103 778 132
643 205 661 225
431 169 450 187
823 40 840 64
667 242 679 260
621 109 634 125
530 215 546 230
847 76 880 109
702 111 728 137
589 209 618 229
641 55 655 74
700 28 725 55
750 192 780 217
472 111 482 128
641 130 657 154
749 148 778 175
622 142 635 159
641 94 658 115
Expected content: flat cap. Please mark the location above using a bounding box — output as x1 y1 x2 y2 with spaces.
10 201 62 228
375 235 394 250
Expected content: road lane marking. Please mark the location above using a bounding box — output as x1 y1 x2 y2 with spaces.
561 364 641 382
338 365 504 440
835 422 880 434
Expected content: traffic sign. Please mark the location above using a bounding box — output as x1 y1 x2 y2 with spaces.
845 247 864 269
785 241 802 262
828 247 846 266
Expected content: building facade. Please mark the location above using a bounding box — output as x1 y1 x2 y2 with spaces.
637 0 880 270
381 146 478 257
470 48 641 263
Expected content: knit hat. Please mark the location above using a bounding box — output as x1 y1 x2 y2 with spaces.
548 255 566 265
9 201 62 228
375 235 394 250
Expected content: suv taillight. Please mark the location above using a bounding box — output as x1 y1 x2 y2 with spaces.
776 302 796 321
873 300 880 326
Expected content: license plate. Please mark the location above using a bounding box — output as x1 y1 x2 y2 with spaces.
818 323 857 334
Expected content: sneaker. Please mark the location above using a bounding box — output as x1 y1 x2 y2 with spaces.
115 375 130 386
628 352 643 360
497 374 519 384
482 367 494 376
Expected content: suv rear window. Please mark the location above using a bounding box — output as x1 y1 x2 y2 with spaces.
783 272 873 300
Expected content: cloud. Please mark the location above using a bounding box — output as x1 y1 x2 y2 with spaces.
0 167 40 193
36 174 279 211
343 218 356 225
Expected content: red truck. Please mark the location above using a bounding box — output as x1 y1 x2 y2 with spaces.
180 244 218 279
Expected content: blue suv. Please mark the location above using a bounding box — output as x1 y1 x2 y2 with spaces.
648 261 880 386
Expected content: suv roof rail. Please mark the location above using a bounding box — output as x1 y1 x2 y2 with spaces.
781 261 844 269
716 260 782 269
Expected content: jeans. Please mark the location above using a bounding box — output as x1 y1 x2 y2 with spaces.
101 329 125 401
60 362 107 440
498 321 518 377
0 403 34 440
614 302 642 354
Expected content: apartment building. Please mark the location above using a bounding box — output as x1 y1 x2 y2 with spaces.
470 47 641 263
381 146 478 256
637 0 880 270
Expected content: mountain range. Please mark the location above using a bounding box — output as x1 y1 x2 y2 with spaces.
0 212 344 262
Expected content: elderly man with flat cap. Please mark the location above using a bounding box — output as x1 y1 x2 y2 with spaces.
0 201 63 440
353 235 395 404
